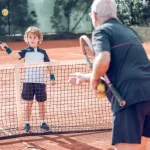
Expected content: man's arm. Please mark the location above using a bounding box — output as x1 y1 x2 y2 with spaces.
91 51 110 91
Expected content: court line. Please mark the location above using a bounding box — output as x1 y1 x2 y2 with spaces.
22 142 37 149
69 53 83 56
0 56 11 58
0 127 12 136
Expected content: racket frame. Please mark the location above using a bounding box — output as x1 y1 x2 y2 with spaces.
80 35 126 107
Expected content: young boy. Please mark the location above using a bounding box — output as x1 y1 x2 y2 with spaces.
0 26 55 133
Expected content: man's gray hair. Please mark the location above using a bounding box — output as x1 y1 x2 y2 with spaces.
91 0 117 18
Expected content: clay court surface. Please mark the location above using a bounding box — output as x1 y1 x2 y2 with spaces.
0 40 83 64
0 40 150 150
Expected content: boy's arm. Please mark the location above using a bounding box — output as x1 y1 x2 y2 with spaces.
0 43 21 59
43 51 55 81
47 66 55 81
43 49 55 84
8 51 21 59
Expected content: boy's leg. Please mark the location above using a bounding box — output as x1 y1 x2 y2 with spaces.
35 83 50 131
22 100 33 133
38 101 45 121
38 101 50 131
112 101 150 150
35 83 47 121
25 100 34 122
22 83 34 132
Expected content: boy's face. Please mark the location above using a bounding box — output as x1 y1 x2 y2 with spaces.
27 32 39 48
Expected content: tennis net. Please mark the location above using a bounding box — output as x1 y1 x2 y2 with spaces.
0 60 112 139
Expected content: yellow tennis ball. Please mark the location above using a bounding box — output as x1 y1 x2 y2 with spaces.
96 93 105 99
97 83 105 92
2 9 9 16
96 83 106 99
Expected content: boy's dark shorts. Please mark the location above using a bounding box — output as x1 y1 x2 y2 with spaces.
112 101 150 145
22 83 47 102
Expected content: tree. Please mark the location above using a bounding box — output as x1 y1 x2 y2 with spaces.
116 0 150 26
0 0 37 36
51 0 150 33
0 0 9 35
50 0 93 32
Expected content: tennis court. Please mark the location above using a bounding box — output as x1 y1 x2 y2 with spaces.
0 39 150 150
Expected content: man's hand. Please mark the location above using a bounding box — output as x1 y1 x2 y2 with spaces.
68 72 91 86
90 76 103 97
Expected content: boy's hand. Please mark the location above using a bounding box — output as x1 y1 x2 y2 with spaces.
50 74 55 86
51 80 56 86
0 43 8 50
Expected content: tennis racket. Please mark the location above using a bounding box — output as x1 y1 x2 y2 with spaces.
79 35 126 107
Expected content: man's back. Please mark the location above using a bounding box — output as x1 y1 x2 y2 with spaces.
92 18 150 113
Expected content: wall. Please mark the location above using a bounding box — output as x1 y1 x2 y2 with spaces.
28 0 93 33
130 26 150 42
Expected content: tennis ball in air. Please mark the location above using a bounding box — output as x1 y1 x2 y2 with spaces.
96 83 106 99
2 9 9 16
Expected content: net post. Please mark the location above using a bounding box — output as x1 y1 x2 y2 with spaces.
14 64 23 131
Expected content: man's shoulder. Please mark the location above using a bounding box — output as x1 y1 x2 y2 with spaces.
92 24 111 39
93 23 112 35
93 18 122 32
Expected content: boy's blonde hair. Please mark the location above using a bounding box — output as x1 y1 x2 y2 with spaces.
24 26 43 44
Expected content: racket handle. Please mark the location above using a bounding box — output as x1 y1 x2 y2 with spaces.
109 84 126 107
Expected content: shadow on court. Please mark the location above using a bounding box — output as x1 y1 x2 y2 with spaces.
0 132 115 150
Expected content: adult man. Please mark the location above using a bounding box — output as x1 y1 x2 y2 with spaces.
69 0 150 149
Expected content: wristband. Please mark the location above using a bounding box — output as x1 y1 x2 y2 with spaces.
50 74 55 81
5 47 12 54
